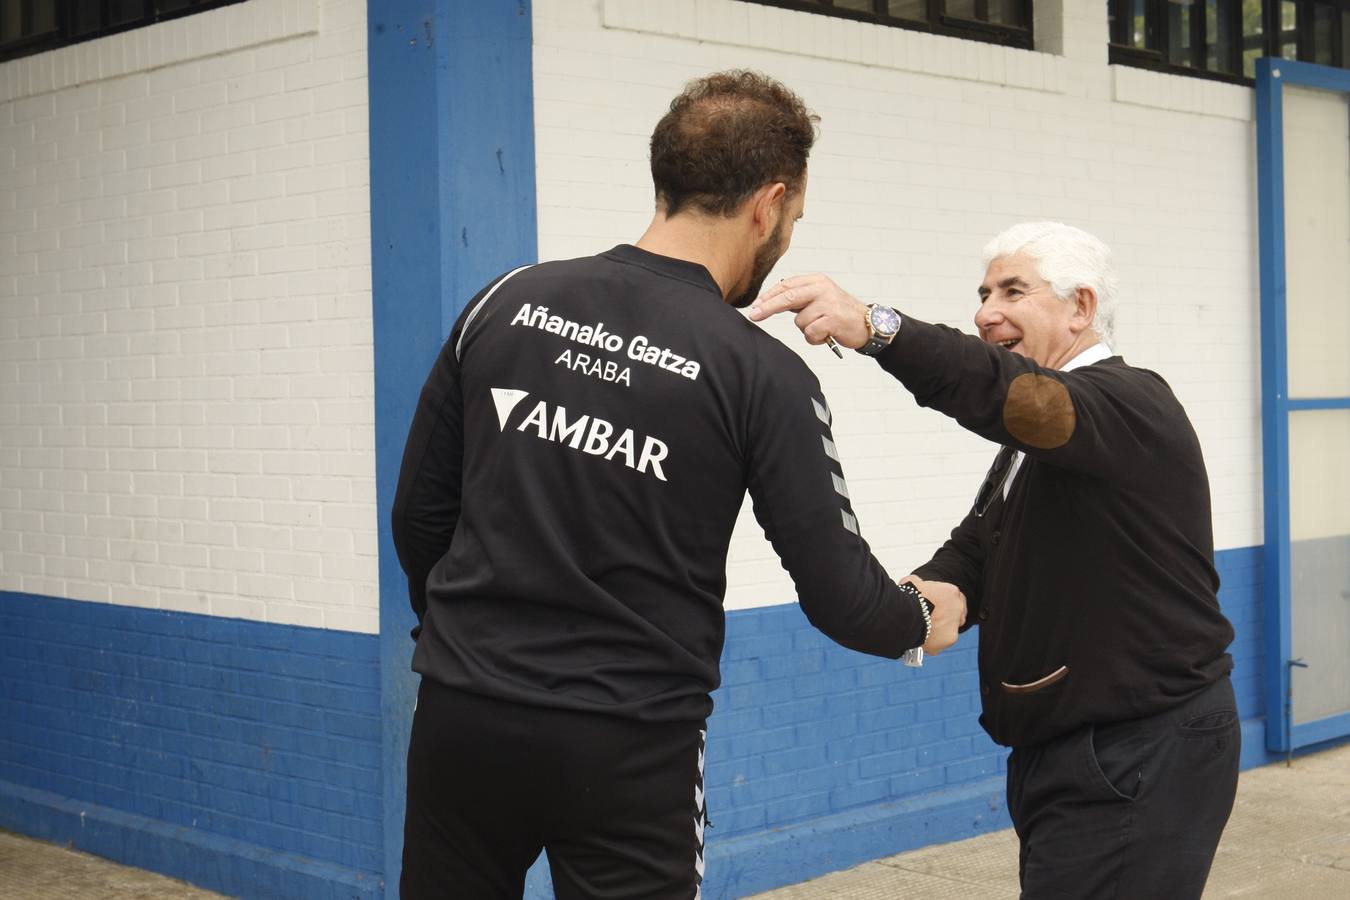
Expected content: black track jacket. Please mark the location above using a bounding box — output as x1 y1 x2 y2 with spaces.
392 245 926 723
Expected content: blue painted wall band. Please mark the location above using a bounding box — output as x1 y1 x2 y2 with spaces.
0 591 382 898
2 543 1340 898
367 2 538 895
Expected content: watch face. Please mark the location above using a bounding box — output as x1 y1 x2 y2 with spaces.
870 306 901 337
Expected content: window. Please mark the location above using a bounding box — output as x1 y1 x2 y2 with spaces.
1108 0 1350 82
0 0 247 64
738 0 1034 51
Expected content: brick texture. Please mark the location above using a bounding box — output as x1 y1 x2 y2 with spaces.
0 0 375 632
0 591 381 877
705 545 1264 844
709 605 1000 839
532 0 1263 613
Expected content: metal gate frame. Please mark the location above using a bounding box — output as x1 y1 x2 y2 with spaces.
1256 57 1350 753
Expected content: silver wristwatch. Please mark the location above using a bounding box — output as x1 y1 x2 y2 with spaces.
858 304 901 356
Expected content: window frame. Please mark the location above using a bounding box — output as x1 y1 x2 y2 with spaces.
0 0 249 64
736 0 1036 52
1107 0 1350 85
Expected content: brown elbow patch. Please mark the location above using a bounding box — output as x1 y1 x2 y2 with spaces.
1003 373 1075 449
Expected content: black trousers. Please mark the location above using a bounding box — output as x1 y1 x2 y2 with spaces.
401 679 707 900
1006 675 1240 899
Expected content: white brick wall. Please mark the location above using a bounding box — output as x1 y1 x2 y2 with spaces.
0 0 376 632
532 0 1263 610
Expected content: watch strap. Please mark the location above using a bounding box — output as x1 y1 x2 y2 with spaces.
858 304 900 356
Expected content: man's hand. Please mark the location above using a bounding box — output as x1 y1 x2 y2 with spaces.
902 575 966 656
749 274 871 350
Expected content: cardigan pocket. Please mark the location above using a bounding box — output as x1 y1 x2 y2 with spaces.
1001 664 1069 694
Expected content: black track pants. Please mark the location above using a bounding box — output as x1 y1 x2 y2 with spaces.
401 679 707 900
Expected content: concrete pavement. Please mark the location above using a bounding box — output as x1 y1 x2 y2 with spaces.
0 827 219 899
2 743 1347 898
749 742 1350 899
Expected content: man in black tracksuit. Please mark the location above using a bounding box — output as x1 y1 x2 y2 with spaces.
392 71 964 900
753 222 1239 899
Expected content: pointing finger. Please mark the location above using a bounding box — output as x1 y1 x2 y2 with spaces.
748 285 786 321
750 282 817 321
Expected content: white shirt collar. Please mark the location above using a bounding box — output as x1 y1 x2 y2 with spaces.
1059 342 1113 373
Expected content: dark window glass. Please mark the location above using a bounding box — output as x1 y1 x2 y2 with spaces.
735 1 1034 49
942 0 1029 28
109 1 149 27
888 0 928 19
1242 0 1265 76
1110 0 1350 80
1 5 23 43
990 0 1028 26
1165 0 1199 66
1281 0 1299 57
1207 0 1238 71
1312 2 1337 62
32 4 58 32
947 0 1025 33
1110 0 1157 49
1 0 247 63
70 3 104 36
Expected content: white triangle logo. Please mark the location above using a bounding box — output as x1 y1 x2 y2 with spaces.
490 388 530 431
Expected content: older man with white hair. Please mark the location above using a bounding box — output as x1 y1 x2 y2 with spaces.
751 222 1239 899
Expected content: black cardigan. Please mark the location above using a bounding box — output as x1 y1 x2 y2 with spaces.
881 316 1234 748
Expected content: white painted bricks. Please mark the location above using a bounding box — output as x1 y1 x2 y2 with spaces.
533 0 1262 611
0 0 376 632
2 0 1263 626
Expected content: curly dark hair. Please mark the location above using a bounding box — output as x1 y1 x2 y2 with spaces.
650 70 819 217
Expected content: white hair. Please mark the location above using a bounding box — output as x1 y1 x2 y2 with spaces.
981 221 1119 347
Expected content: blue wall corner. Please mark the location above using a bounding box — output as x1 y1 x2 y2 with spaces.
367 2 537 896
0 592 382 897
